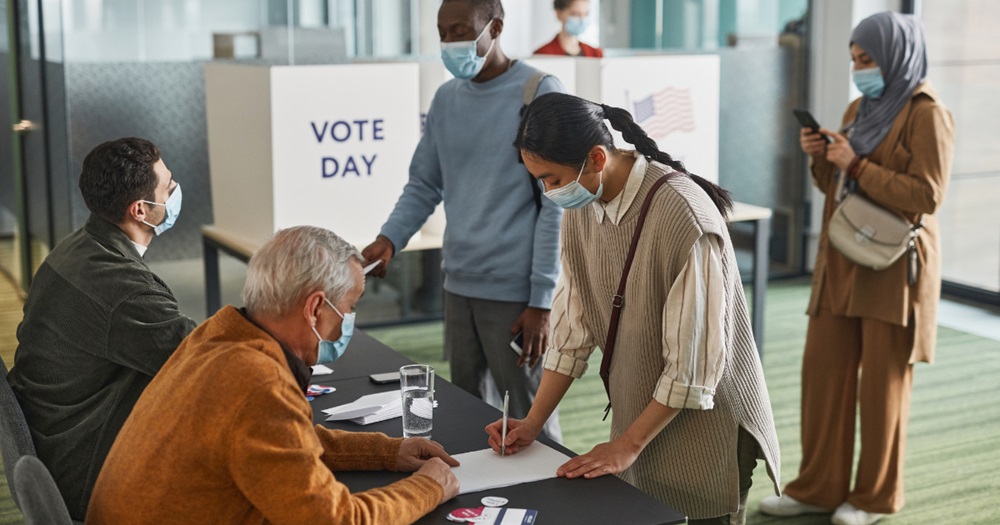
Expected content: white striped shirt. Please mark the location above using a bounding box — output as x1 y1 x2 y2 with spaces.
544 153 727 410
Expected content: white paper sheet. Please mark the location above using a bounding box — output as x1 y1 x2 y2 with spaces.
311 364 334 375
451 443 570 495
474 508 538 525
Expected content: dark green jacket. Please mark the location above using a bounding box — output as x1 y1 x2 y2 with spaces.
8 215 196 519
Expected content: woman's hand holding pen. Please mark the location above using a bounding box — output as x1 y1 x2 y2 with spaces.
486 417 541 455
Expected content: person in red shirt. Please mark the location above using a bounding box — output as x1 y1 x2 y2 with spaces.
533 0 603 58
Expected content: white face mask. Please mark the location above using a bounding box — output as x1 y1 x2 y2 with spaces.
440 21 495 79
543 158 604 209
141 183 182 236
564 16 589 36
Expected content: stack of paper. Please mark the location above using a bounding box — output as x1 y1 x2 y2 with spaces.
322 391 434 425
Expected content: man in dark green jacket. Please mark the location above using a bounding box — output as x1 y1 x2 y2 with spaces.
7 137 196 520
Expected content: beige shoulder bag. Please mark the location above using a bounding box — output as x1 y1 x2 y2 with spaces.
827 107 922 282
827 183 921 274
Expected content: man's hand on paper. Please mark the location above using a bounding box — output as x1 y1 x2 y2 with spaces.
396 438 460 472
510 307 550 367
414 458 461 503
361 235 394 278
485 417 541 455
555 438 641 479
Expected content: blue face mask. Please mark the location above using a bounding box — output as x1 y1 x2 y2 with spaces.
543 158 603 209
852 67 885 98
141 183 182 236
564 16 589 36
440 21 495 80
311 298 355 364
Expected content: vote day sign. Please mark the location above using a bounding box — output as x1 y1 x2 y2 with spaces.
206 62 419 247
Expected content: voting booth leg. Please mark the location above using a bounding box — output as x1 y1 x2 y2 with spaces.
204 236 222 318
751 217 770 359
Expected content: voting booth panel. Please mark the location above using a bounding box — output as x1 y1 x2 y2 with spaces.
576 55 721 183
204 55 719 248
205 62 420 248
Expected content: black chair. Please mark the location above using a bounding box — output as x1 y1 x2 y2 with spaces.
13 456 73 525
0 359 36 510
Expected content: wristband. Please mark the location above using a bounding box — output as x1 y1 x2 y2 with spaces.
847 155 865 179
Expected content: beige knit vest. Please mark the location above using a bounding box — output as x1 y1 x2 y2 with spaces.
562 162 781 519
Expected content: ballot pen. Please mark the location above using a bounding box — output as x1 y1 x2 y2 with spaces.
501 390 509 457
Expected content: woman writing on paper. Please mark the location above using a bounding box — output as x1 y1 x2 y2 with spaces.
485 92 780 525
533 0 603 58
760 12 954 525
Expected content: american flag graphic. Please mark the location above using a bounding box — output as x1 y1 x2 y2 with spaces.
631 87 696 139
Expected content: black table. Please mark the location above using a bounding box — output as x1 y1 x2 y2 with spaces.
310 332 687 525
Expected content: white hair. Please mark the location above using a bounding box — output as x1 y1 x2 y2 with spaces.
242 226 364 317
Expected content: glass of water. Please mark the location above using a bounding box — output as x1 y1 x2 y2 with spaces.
399 364 434 438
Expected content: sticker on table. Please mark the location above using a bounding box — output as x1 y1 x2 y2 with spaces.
481 496 508 507
306 385 336 397
447 506 485 522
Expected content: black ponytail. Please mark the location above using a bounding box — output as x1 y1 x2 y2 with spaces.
516 93 732 219
600 104 733 218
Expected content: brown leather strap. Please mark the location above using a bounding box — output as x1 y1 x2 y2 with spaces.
599 174 672 419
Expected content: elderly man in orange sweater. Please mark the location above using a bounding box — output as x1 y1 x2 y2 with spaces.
86 226 459 525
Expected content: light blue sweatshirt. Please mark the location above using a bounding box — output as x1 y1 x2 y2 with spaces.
380 61 564 308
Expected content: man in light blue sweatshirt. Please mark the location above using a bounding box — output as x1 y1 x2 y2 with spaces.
363 0 563 440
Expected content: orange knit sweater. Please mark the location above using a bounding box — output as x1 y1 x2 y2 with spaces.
86 306 442 524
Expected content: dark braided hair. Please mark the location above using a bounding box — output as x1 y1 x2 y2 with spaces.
514 92 733 218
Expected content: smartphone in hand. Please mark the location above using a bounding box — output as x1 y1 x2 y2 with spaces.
792 108 834 144
510 331 524 357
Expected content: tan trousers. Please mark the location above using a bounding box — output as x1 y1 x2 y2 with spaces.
783 308 914 514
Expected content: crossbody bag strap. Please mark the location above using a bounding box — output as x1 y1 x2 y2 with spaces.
522 72 549 107
895 101 923 230
522 72 551 212
599 174 672 420
891 101 925 284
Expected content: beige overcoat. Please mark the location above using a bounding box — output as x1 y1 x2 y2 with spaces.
808 81 955 363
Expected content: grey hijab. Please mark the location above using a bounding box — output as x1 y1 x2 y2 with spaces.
845 12 927 155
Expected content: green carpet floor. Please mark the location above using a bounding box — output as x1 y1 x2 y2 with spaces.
0 279 997 523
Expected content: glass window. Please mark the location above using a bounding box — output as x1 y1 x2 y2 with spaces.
613 0 808 51
923 0 1000 293
53 0 412 64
